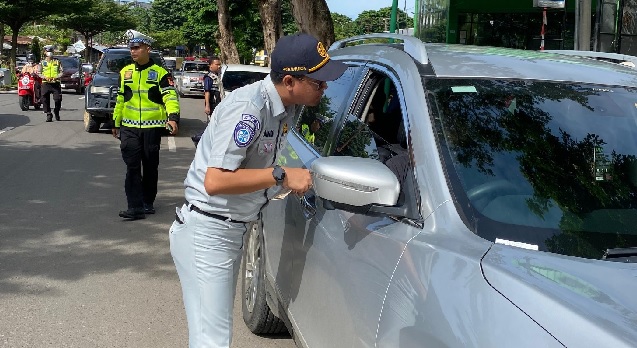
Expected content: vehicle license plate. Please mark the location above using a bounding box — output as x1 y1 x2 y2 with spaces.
60 84 66 88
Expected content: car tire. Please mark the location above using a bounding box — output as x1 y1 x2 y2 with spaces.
83 111 100 133
19 95 29 111
241 221 287 334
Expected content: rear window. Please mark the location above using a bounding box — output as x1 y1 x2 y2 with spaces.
54 56 80 69
183 63 208 72
222 71 269 91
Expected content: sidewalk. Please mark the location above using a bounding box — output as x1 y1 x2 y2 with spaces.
0 87 17 94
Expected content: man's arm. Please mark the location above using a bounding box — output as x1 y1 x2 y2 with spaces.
159 70 180 135
111 73 125 138
204 167 312 196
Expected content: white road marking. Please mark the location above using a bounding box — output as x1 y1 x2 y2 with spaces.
168 137 176 152
0 127 15 135
78 96 85 100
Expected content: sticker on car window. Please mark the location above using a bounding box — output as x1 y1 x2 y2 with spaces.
451 86 478 93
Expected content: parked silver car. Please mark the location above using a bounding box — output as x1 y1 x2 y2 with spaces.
173 60 209 97
241 33 637 347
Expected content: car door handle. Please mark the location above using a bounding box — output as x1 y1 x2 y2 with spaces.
299 193 316 219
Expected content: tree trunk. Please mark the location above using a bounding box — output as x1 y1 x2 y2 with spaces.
0 25 5 66
289 0 335 47
216 0 240 64
10 27 19 74
257 0 282 67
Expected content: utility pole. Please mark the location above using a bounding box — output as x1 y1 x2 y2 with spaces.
575 0 592 50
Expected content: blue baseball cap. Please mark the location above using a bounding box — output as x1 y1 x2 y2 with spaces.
271 33 347 82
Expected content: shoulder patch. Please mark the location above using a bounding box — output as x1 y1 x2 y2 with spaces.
233 114 262 147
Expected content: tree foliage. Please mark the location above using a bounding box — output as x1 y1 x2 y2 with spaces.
51 0 136 56
0 0 89 68
356 7 413 34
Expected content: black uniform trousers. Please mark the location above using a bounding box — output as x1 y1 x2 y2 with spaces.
119 126 163 210
40 81 62 115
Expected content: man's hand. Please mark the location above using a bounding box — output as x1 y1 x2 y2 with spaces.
204 105 210 115
111 128 119 139
282 167 313 195
166 120 178 135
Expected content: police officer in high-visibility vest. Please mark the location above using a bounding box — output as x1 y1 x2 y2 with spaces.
112 30 180 220
39 46 63 122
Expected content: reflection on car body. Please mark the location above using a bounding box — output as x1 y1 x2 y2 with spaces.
241 33 637 348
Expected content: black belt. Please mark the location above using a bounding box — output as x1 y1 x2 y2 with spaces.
185 202 245 224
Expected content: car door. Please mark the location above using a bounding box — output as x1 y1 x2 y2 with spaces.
275 65 422 347
260 63 365 319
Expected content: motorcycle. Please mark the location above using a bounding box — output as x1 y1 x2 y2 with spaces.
17 72 42 111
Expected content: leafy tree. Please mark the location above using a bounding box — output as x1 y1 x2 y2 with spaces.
50 0 136 61
150 0 188 32
217 0 240 63
0 0 89 69
332 12 359 41
356 7 413 34
128 6 152 34
31 37 41 62
290 0 335 46
181 0 218 57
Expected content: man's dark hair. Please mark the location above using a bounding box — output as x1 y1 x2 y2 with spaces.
270 71 286 84
209 56 221 63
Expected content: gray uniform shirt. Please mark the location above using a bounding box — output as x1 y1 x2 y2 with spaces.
184 75 300 222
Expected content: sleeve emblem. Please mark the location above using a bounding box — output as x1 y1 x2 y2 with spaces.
233 114 262 147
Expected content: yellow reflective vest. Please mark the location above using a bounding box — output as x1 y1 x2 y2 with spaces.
40 59 62 82
113 60 180 128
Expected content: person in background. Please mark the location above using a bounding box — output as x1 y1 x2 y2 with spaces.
169 33 347 348
204 56 223 121
111 30 180 220
38 46 63 122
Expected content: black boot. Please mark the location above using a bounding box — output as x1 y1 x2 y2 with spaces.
54 112 60 121
46 113 53 122
118 208 145 220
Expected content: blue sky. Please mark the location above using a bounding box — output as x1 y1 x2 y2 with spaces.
326 0 413 20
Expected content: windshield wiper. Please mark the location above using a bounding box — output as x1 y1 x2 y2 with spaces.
602 247 637 263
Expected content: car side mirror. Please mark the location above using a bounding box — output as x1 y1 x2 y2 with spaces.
311 156 412 217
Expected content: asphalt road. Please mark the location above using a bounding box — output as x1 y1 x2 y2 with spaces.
0 89 295 348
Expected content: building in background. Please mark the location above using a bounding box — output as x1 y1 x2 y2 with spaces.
414 0 637 55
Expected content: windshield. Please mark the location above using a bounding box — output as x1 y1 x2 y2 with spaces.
427 78 637 259
55 57 79 69
183 63 208 72
222 71 269 91
97 52 164 73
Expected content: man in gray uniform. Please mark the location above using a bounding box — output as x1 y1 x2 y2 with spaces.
169 33 347 348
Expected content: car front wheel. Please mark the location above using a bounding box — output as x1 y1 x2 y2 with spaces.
241 221 287 334
83 111 100 133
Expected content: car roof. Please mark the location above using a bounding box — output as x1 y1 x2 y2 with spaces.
222 64 270 73
330 33 637 88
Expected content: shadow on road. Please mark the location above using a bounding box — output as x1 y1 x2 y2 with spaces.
0 136 194 295
0 114 30 128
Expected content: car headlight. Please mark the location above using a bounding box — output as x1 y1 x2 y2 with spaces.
71 72 80 78
90 86 112 94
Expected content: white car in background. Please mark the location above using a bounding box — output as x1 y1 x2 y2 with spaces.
221 64 270 97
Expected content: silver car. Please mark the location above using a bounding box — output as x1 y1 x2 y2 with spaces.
173 60 209 97
241 33 637 347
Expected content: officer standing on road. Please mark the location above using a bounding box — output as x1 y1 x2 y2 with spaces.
39 46 63 122
169 33 347 348
203 56 223 121
112 30 180 220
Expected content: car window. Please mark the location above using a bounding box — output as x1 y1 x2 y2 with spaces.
54 56 79 69
294 66 361 154
222 71 269 91
183 63 208 72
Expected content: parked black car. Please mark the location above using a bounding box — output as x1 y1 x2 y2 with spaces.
84 47 165 133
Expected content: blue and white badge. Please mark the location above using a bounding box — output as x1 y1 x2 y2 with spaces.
233 114 261 147
148 70 158 80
